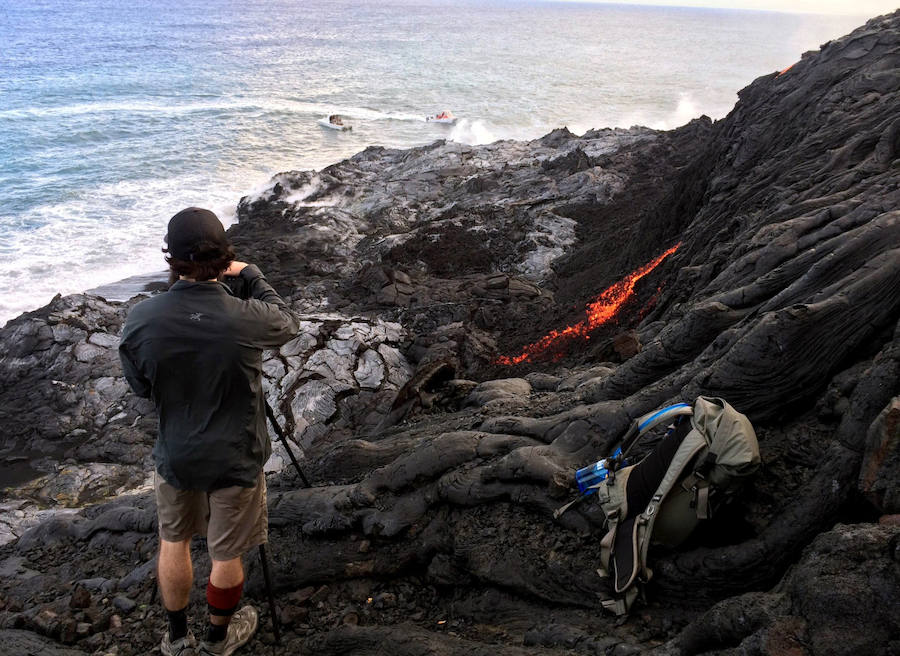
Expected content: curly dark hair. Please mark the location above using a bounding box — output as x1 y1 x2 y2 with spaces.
164 239 236 286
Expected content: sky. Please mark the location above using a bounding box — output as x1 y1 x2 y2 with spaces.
556 0 899 16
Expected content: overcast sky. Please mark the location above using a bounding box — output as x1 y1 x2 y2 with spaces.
555 1 899 16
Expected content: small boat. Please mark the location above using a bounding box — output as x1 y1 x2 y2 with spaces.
425 110 456 124
318 115 352 131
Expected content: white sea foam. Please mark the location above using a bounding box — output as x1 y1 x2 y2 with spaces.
240 173 297 207
0 99 429 123
643 95 710 130
283 181 319 204
328 107 425 123
0 175 252 325
569 94 725 135
283 178 336 207
239 173 334 209
448 119 502 145
0 100 251 120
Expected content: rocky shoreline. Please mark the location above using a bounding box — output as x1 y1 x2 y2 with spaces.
1 11 899 656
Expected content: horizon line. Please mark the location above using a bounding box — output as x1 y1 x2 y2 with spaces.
540 0 888 18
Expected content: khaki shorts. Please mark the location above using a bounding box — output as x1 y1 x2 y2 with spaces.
154 471 268 561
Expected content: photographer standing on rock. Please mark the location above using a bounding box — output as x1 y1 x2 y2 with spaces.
118 208 300 656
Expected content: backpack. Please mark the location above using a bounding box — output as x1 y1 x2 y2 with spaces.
556 396 760 615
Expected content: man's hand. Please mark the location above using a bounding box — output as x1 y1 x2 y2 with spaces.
223 261 249 277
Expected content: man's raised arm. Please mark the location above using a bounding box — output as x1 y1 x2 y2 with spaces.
225 261 301 348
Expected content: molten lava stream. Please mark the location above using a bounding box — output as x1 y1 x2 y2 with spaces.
496 243 681 365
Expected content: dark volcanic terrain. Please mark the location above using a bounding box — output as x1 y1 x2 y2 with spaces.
1 11 899 656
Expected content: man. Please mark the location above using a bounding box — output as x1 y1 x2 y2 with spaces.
119 207 300 656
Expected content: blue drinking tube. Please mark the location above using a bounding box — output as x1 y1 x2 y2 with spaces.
573 402 694 496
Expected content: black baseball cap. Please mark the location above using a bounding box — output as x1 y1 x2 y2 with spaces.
165 207 230 261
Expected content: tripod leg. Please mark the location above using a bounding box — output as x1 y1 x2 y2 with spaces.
281 436 311 488
265 401 311 488
258 544 281 645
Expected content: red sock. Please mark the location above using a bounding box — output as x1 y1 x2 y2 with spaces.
206 580 243 618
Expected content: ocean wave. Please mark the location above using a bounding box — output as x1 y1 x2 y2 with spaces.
562 93 728 135
0 175 252 325
0 98 431 123
448 119 500 145
618 94 711 131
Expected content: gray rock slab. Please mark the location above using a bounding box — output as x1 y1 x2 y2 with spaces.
306 348 355 385
327 337 363 358
73 342 106 362
262 357 286 380
87 331 119 349
354 348 385 390
377 344 412 388
291 380 338 428
281 331 318 357
91 376 129 400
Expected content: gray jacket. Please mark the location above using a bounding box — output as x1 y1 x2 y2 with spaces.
119 265 299 490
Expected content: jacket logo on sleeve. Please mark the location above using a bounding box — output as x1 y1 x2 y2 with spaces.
189 313 204 322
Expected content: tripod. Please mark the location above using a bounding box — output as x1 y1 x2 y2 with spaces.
259 400 310 645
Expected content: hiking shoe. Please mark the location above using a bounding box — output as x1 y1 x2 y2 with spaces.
161 630 197 656
197 606 258 656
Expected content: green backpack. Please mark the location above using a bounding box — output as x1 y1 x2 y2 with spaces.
557 396 761 615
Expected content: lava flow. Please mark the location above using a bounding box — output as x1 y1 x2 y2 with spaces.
496 243 681 365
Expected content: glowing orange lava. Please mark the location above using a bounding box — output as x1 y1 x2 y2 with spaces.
496 243 681 365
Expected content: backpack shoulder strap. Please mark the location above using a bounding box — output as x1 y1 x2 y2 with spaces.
635 427 709 583
636 403 694 433
624 403 694 458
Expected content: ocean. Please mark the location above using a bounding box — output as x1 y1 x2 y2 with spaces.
0 0 870 325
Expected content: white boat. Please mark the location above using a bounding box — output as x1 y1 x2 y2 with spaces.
425 111 456 124
318 115 351 131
